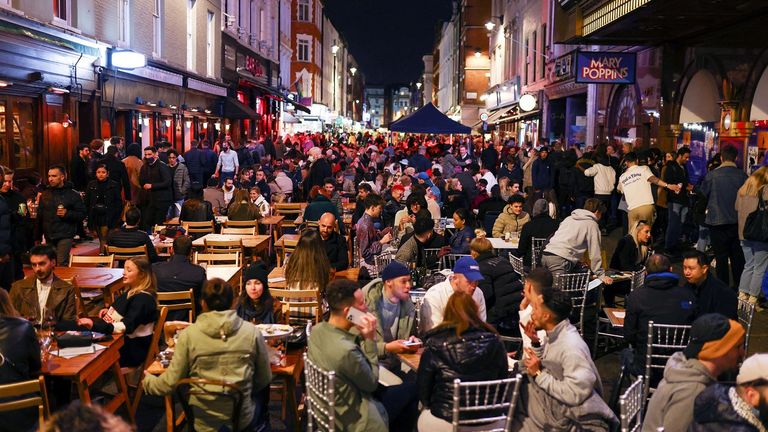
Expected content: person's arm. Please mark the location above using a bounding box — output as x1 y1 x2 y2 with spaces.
24 324 42 374
588 225 605 277
145 236 160 263
419 295 440 335
533 348 597 406
61 284 77 321
180 166 190 197
473 288 487 321
334 238 349 270
492 214 506 238
339 339 380 393
65 192 87 223
143 328 192 396
111 294 155 334
583 165 598 177
120 165 132 201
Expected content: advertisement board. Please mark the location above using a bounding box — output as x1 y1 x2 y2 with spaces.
575 51 637 84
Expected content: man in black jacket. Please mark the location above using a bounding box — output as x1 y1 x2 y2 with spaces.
107 207 160 263
516 199 559 267
318 213 349 270
38 166 87 265
0 166 27 287
139 146 173 230
102 146 131 201
152 235 206 319
183 140 204 188
69 143 91 192
470 237 523 335
663 146 692 255
683 250 738 319
303 147 332 201
622 253 696 378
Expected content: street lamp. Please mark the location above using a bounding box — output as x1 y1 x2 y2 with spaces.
350 67 357 76
332 42 339 113
416 82 422 90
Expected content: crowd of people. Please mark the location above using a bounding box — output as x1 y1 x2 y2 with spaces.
0 130 766 431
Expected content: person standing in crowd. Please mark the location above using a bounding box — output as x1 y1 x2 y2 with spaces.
214 140 239 185
492 194 530 239
38 165 87 265
139 146 173 230
200 140 218 182
183 140 204 188
532 146 554 193
318 212 349 271
356 194 393 278
583 155 616 230
663 146 692 257
643 313 746 432
480 140 499 175
420 257 486 333
683 250 738 319
69 143 91 192
123 143 144 206
736 166 768 311
10 244 76 323
409 146 431 173
515 199 559 267
303 147 333 201
0 166 27 286
110 135 126 160
618 151 679 230
700 145 747 287
107 207 161 263
143 278 273 431
470 237 523 335
84 164 123 254
302 185 343 227
166 149 190 218
689 353 768 431
152 236 207 320
102 146 131 202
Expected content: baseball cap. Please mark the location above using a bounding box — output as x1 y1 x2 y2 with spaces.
381 261 410 281
737 354 768 384
683 313 745 360
417 172 430 181
452 257 484 282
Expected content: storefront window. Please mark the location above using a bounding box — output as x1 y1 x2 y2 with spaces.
12 99 36 170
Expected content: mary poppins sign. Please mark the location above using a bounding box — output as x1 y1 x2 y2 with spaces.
575 51 636 84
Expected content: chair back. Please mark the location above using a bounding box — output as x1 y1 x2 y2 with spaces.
271 287 322 325
509 254 524 278
157 289 196 322
737 298 756 354
619 376 644 432
70 277 95 318
173 378 245 432
351 236 361 268
225 219 258 229
277 235 298 267
644 321 691 403
410 289 427 331
182 220 215 236
531 237 548 268
221 227 256 235
373 253 394 279
0 376 49 430
450 375 523 432
483 211 501 237
553 272 591 335
304 353 336 432
274 203 304 233
194 252 241 267
164 321 192 348
204 238 242 252
128 306 168 415
629 267 646 293
422 248 442 269
69 254 115 268
107 245 148 267
440 254 471 271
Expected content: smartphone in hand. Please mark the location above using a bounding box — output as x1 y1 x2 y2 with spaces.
346 307 368 327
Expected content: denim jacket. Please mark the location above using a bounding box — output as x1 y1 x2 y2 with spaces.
701 162 747 226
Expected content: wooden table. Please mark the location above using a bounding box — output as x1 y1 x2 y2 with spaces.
205 265 242 286
488 237 519 250
192 234 271 252
25 267 125 304
261 215 285 255
267 266 360 289
276 234 300 248
164 216 228 226
398 348 424 371
604 307 626 327
42 335 133 421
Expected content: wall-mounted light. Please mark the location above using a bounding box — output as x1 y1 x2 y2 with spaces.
474 50 482 58
62 113 74 128
331 44 339 55
185 120 192 128
190 107 199 112
142 117 150 127
416 82 422 90
214 121 221 130
169 105 178 110
146 101 157 107
204 109 212 114
202 121 208 128
164 118 172 127
0 80 11 87
224 123 230 131
350 67 357 76
47 86 70 94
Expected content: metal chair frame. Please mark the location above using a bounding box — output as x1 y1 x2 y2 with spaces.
450 375 523 432
619 376 644 432
644 321 691 404
508 254 524 278
553 272 591 336
737 298 756 354
373 252 394 279
440 254 471 271
304 353 337 432
531 237 548 268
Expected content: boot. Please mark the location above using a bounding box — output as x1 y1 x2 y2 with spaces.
747 295 765 312
738 291 749 301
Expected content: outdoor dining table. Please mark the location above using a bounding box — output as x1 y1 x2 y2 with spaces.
191 233 271 253
24 267 125 305
488 237 519 250
397 348 425 371
203 265 242 286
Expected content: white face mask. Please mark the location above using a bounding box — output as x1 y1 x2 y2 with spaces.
308 155 315 163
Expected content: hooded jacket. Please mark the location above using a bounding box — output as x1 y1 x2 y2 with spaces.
474 251 523 328
491 204 530 238
142 310 272 432
543 209 605 276
361 278 416 366
38 181 87 241
690 384 766 432
642 352 715 432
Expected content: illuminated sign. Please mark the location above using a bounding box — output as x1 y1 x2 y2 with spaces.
575 51 636 84
553 52 574 82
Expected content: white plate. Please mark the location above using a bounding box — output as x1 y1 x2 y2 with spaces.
255 324 293 338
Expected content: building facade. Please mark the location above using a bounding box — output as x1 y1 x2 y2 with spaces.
365 85 385 129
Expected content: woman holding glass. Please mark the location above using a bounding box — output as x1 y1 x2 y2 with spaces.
77 256 158 367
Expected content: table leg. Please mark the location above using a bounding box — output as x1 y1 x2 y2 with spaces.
165 395 174 432
76 381 92 404
285 376 300 432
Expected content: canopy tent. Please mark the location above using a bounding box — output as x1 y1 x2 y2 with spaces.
389 102 471 134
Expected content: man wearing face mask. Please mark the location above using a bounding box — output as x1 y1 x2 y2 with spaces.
139 146 173 230
213 140 239 186
690 353 768 430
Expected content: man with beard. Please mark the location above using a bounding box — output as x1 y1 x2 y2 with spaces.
11 244 76 322
214 140 239 185
139 146 173 229
38 166 87 265
70 143 91 192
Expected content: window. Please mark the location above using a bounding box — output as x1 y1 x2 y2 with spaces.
531 31 537 81
540 24 547 79
250 0 257 42
260 8 266 42
53 0 71 26
297 0 309 22
523 37 529 85
118 0 130 45
153 0 162 56
187 0 196 72
297 36 310 62
207 11 215 77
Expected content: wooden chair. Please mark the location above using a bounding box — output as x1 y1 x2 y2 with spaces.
0 376 49 431
274 203 304 233
182 220 215 236
164 321 192 348
157 289 196 322
221 227 256 235
276 237 298 268
173 378 245 432
70 277 100 318
69 254 115 268
271 287 322 325
225 219 258 229
107 245 148 268
205 238 243 253
123 306 168 417
193 252 240 267
449 375 523 431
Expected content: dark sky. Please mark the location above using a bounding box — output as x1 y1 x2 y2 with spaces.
323 0 453 86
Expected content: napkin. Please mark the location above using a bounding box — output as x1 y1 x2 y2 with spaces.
54 344 107 359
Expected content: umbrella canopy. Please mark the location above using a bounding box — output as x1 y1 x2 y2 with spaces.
389 103 471 134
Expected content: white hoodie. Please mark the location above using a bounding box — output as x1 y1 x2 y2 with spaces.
543 209 604 276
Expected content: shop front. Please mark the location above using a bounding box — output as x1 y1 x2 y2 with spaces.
545 51 588 148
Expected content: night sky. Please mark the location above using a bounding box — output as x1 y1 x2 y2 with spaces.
323 0 454 86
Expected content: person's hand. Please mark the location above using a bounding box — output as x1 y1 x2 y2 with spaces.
98 309 109 319
523 347 542 376
356 313 377 341
686 184 694 192
77 318 93 329
385 339 417 354
520 296 529 310
600 275 614 285
380 233 393 244
438 246 451 258
143 184 153 190
523 321 540 345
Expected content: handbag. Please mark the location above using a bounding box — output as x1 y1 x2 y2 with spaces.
744 186 768 242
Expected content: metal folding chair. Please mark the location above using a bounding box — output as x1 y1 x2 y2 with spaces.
554 272 591 336
643 321 691 404
304 353 337 432
619 376 644 432
737 298 756 354
450 375 523 432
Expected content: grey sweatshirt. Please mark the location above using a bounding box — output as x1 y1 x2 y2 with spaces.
543 209 605 276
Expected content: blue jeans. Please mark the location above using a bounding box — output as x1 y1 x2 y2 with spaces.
739 240 768 297
665 203 688 251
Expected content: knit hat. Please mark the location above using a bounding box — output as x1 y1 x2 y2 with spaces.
381 261 410 281
683 313 745 360
243 261 270 290
736 354 768 384
532 199 549 217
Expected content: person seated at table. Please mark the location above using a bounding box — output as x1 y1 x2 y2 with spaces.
514 199 559 267
45 401 133 432
360 261 419 384
143 278 273 432
356 194 393 279
383 184 405 228
10 244 76 323
514 287 618 432
203 176 226 215
395 217 446 270
285 229 332 320
323 176 344 216
420 257 486 333
518 268 552 351
249 185 270 217
237 260 284 324
0 288 41 431
77 257 159 368
622 253 696 379
179 185 215 227
106 206 160 263
226 189 261 221
604 220 652 306
152 236 206 320
476 184 507 225
352 183 373 225
491 194 530 239
448 208 475 255
318 212 349 271
469 237 523 336
417 291 509 431
683 250 738 320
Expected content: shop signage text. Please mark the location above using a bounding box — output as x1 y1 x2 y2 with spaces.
575 51 636 84
554 52 574 82
187 78 228 97
245 56 265 78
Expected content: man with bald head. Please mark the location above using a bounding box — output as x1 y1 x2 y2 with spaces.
319 212 349 270
303 146 332 200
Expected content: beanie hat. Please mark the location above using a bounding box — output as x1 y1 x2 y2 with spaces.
381 261 410 281
683 313 745 360
243 261 270 291
532 199 549 217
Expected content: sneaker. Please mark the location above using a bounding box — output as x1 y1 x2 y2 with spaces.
748 296 765 312
738 292 749 301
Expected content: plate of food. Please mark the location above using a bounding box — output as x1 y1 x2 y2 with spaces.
255 324 294 338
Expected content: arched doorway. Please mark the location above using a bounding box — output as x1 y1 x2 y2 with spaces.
608 84 640 146
679 70 720 124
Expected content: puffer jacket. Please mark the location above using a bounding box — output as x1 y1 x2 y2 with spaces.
690 384 765 432
142 310 272 432
0 317 41 431
417 325 508 421
170 162 190 201
491 205 530 238
38 181 87 241
474 252 523 329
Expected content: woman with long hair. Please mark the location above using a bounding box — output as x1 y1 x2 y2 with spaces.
285 229 331 294
237 261 284 324
736 166 768 310
606 220 653 306
227 188 261 221
416 292 509 431
78 256 159 367
85 163 123 254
